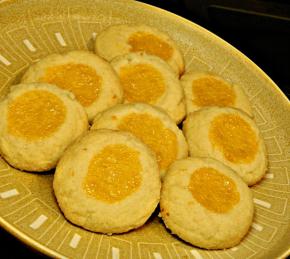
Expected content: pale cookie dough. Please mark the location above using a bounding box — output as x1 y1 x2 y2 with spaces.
95 24 184 75
21 50 123 121
110 52 185 123
0 83 88 171
53 129 161 234
91 103 188 177
183 107 267 186
181 72 252 116
160 157 254 249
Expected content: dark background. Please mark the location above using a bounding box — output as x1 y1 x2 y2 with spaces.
142 0 290 98
1 0 289 258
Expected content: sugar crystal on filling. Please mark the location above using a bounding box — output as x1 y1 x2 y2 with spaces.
83 144 142 203
40 63 102 107
189 167 240 213
192 76 236 107
209 114 258 164
119 64 165 104
118 113 177 170
128 31 173 61
8 90 66 140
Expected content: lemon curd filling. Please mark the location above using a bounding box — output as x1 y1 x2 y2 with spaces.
84 144 142 203
119 64 165 104
118 113 177 170
189 167 240 213
128 31 173 61
209 114 258 164
40 63 102 107
8 90 66 140
192 76 236 107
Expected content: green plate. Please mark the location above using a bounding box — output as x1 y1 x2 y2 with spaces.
0 0 289 258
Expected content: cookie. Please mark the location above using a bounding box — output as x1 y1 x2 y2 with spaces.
160 157 254 249
111 52 185 123
21 50 123 121
95 24 184 75
53 129 161 234
0 83 88 171
91 103 188 177
183 107 267 185
181 72 252 116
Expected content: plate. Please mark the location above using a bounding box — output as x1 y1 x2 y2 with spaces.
0 0 289 258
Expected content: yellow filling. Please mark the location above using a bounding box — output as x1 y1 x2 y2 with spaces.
118 113 177 170
189 167 240 213
192 76 236 107
209 114 258 164
128 31 173 61
83 144 142 203
40 63 102 107
8 90 66 140
119 64 165 104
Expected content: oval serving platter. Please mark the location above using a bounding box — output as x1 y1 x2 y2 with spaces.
0 0 289 258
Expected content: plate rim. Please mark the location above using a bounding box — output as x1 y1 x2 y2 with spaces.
0 0 289 258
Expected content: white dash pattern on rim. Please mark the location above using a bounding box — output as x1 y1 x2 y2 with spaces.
23 39 37 52
29 214 48 230
265 173 274 179
0 188 19 199
252 223 263 232
0 54 11 66
253 198 271 209
153 252 162 259
55 32 67 47
190 250 203 259
112 247 120 259
92 32 97 39
69 233 81 248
